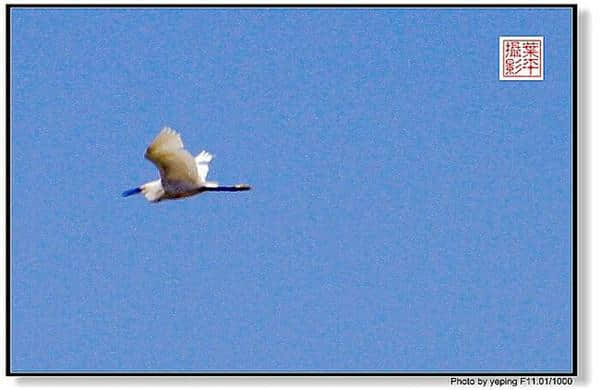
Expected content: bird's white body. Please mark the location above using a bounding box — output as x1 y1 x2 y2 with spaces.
123 127 250 202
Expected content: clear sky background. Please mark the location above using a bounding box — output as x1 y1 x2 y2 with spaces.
10 7 573 373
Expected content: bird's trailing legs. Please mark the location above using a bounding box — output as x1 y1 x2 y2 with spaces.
203 184 251 192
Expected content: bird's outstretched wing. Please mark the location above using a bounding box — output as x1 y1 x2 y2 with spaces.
195 150 213 183
145 127 199 190
145 127 184 157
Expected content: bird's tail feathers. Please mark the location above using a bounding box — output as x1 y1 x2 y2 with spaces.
203 181 219 188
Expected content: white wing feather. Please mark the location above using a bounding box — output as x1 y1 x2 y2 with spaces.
146 127 184 155
145 127 199 192
195 150 213 183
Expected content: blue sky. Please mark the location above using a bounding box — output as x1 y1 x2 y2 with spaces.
10 7 573 372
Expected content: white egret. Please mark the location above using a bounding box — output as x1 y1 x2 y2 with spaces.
123 127 251 202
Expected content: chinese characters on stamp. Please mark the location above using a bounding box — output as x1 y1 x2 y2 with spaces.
499 36 544 80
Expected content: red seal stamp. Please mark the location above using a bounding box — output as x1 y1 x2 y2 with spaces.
499 36 544 80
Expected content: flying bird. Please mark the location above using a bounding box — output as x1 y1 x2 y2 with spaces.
122 127 251 202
